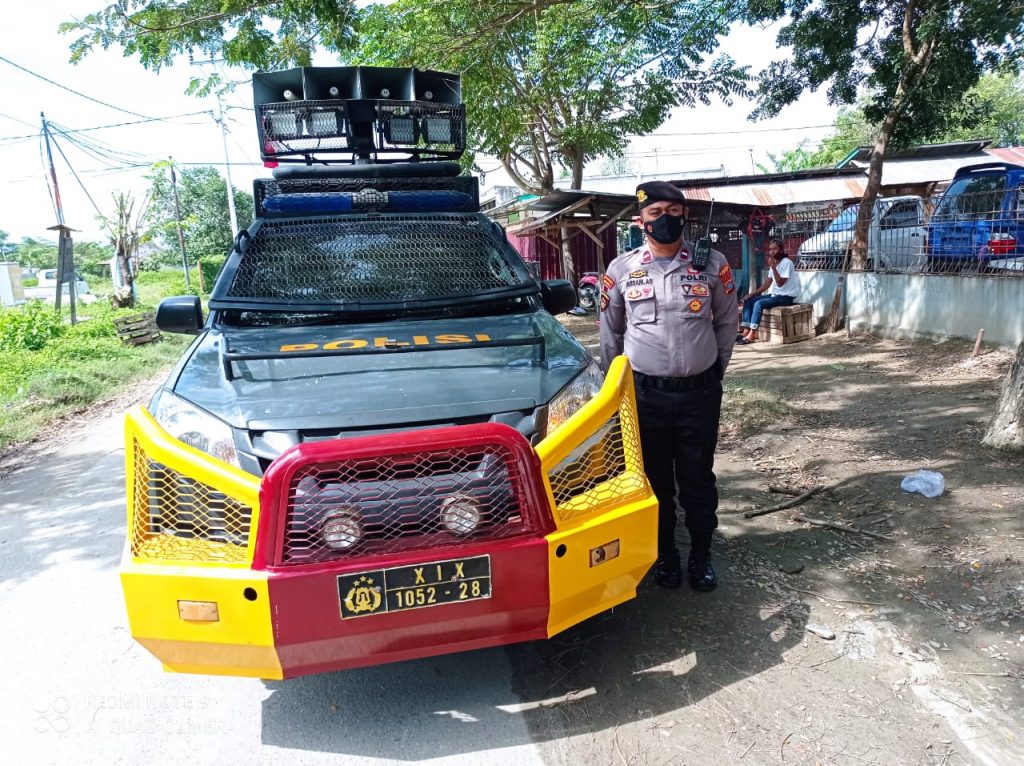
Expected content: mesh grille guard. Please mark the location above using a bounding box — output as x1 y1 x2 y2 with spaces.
208 213 538 314
255 423 554 568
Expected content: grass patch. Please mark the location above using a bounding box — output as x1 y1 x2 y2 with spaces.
721 381 791 438
0 288 192 451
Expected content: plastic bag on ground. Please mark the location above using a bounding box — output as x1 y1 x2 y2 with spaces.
900 470 945 498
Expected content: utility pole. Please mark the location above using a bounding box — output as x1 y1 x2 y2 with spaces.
215 92 239 238
191 56 239 238
168 158 191 289
41 112 77 324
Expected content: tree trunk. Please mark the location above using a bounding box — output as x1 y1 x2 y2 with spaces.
983 339 1024 451
568 147 584 190
559 223 576 285
851 109 897 270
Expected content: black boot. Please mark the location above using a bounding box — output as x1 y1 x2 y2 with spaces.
688 533 717 592
654 548 683 589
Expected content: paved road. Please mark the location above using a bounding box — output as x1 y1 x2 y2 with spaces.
0 409 547 766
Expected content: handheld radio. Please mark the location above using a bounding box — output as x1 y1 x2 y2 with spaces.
691 198 714 271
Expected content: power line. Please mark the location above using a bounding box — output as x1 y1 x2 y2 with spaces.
49 131 109 224
0 110 38 129
0 54 155 120
638 123 835 138
0 111 212 142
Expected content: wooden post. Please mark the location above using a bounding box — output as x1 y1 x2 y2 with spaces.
973 329 985 357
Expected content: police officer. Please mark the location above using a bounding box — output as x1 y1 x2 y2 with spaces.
599 181 737 590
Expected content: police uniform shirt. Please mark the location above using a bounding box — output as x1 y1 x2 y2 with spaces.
599 242 738 378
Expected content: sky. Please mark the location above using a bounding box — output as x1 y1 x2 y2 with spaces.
0 2 839 246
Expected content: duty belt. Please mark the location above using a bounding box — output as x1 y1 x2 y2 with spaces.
634 366 718 392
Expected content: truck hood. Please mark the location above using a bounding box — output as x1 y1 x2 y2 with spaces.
169 312 591 431
798 230 853 254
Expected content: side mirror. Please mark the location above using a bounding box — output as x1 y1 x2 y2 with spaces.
156 295 204 334
541 279 577 316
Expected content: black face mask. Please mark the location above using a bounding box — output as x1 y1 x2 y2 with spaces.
644 213 684 245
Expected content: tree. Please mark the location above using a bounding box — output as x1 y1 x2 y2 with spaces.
107 192 149 308
745 0 1024 269
984 340 1024 452
12 238 59 270
357 1 747 194
62 1 359 72
790 74 1024 172
66 2 746 198
146 162 253 262
755 139 820 173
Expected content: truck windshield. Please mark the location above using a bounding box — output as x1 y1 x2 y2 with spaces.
825 205 860 232
217 214 534 309
934 174 1007 219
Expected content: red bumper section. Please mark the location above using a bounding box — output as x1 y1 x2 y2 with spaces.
256 423 556 677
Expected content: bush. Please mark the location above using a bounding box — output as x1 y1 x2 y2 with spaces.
0 302 65 352
22 277 38 287
27 371 104 406
198 255 226 294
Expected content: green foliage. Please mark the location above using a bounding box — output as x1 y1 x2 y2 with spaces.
198 255 226 293
74 241 115 280
0 279 191 449
145 163 252 264
61 1 360 71
11 237 58 270
22 278 38 288
0 302 65 352
358 1 748 193
135 268 200 305
756 140 821 173
745 1 1024 149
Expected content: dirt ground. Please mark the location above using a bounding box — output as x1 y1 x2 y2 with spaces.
550 313 1024 765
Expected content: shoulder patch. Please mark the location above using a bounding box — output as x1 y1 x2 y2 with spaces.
719 263 736 295
602 274 615 290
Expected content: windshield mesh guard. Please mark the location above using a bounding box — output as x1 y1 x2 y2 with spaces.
210 214 537 312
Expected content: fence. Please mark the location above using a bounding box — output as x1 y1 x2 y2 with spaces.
772 181 1024 277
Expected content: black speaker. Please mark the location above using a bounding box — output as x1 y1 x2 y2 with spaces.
414 69 461 104
253 68 305 106
303 67 359 101
357 67 414 100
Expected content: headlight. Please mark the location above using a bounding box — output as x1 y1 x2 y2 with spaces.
546 361 604 434
152 389 240 467
323 507 365 550
440 494 482 536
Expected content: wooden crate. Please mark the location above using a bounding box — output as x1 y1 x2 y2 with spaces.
756 303 814 345
114 311 162 346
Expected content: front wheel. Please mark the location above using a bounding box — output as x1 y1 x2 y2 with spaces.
578 284 598 311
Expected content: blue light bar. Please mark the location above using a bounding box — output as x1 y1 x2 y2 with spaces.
262 190 476 214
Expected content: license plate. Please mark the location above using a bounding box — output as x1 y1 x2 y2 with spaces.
337 555 491 620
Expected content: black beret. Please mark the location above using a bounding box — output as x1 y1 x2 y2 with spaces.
635 181 685 209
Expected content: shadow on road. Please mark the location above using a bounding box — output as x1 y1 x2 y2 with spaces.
0 445 125 587
258 559 809 760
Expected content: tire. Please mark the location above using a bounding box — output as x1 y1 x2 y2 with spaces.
578 285 598 311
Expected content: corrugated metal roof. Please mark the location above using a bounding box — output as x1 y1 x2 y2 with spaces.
840 140 992 165
872 154 995 185
986 147 1024 165
680 176 866 206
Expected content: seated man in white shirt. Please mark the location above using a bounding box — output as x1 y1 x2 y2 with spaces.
739 238 800 344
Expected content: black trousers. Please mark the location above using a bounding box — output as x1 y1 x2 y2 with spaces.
634 373 723 559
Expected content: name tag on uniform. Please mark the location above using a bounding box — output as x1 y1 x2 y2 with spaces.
622 276 654 301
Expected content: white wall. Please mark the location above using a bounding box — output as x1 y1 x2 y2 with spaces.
794 272 1024 348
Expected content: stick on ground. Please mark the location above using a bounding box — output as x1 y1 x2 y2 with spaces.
792 513 894 541
744 485 823 518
